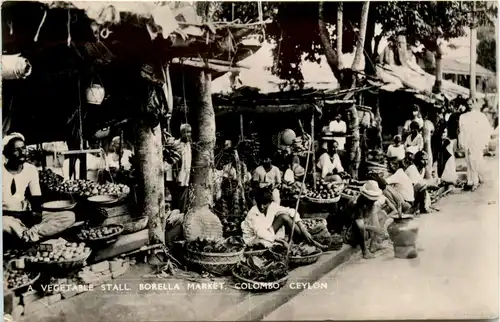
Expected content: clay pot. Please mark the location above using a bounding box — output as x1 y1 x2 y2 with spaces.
387 215 419 259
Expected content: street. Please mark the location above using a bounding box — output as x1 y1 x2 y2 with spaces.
265 157 499 321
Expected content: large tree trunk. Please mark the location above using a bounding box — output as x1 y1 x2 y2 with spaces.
192 70 215 208
432 42 444 93
363 14 376 75
135 123 166 244
319 1 341 80
336 2 343 70
346 104 361 179
351 1 370 72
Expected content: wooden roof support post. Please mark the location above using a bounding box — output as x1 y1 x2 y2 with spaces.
135 122 166 245
311 112 317 191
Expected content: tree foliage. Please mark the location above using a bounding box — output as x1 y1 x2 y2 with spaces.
477 27 496 72
215 1 497 85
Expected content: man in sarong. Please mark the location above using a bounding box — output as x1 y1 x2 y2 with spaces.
459 98 493 191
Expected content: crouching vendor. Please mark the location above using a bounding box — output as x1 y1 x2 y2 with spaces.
241 189 325 249
2 133 75 244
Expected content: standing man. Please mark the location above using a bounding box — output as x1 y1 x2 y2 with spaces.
403 105 424 138
459 98 493 191
166 124 192 213
329 113 347 151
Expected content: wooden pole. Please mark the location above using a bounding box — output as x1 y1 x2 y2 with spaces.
239 114 244 141
469 1 477 100
311 112 316 191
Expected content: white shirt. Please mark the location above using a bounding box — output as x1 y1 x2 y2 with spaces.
385 168 414 202
241 202 301 247
328 120 347 150
405 164 425 185
3 163 41 211
317 152 344 178
165 141 192 187
386 144 405 160
459 110 493 152
253 165 281 187
404 133 424 152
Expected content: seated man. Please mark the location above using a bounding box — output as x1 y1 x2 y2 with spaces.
317 140 344 180
3 133 75 244
385 159 415 214
241 189 324 249
405 151 439 214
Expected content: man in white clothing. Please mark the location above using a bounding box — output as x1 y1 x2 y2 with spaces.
241 189 323 249
3 133 75 244
329 113 347 150
459 98 493 191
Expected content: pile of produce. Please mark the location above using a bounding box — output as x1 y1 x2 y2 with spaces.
39 169 64 192
305 180 344 200
272 243 319 257
292 134 312 154
233 255 288 282
343 186 360 197
366 149 386 163
186 237 244 254
26 242 91 263
78 225 122 240
245 244 268 252
236 134 260 170
4 269 38 290
163 133 183 164
302 219 333 247
50 180 130 197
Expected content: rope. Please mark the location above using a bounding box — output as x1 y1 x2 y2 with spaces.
34 10 47 42
284 120 313 266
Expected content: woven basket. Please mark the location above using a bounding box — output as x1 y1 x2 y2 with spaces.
289 250 323 266
232 270 289 292
183 206 223 242
77 224 124 246
302 218 327 228
26 250 92 270
243 248 268 257
185 247 244 276
305 195 341 204
5 260 41 292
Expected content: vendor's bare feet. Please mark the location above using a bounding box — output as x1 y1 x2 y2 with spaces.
363 252 375 259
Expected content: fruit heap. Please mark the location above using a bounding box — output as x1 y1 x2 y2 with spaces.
39 169 64 192
78 225 122 241
27 242 91 263
366 149 386 163
234 256 288 283
292 134 312 154
163 134 183 164
343 187 360 197
4 269 37 290
51 180 130 197
305 180 344 200
302 218 332 246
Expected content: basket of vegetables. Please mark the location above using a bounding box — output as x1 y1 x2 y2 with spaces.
185 237 245 276
25 241 92 270
304 181 344 204
232 256 289 292
77 224 124 246
271 243 323 266
244 244 269 257
4 260 41 292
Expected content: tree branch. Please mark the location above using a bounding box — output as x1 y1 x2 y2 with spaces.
318 1 341 80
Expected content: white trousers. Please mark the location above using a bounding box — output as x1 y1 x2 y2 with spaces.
465 147 484 186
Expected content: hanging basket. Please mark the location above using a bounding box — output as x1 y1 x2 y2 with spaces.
86 84 105 105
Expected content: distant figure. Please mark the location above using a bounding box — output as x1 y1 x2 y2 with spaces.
404 121 424 152
459 98 493 191
106 136 133 171
317 140 344 180
403 105 424 137
252 155 281 205
329 113 347 150
386 135 405 161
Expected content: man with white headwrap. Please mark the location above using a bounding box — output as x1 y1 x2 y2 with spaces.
459 98 493 191
106 136 134 171
165 124 192 213
2 133 75 244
